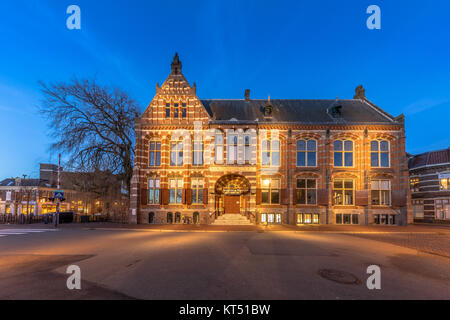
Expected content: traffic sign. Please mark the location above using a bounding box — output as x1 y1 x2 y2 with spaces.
54 190 65 199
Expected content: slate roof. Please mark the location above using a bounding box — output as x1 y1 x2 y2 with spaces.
0 178 52 188
201 99 398 125
409 148 450 169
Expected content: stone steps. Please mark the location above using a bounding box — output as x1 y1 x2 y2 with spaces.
212 214 253 225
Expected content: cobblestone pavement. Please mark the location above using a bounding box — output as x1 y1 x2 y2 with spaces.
347 233 450 258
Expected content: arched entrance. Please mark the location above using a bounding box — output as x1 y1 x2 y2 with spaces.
215 174 251 216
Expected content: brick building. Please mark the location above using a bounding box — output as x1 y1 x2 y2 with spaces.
409 148 450 224
130 54 411 226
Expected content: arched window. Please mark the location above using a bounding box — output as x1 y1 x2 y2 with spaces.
167 212 173 224
193 212 199 224
371 140 389 167
215 130 224 163
296 139 317 167
262 139 280 166
149 141 161 167
170 138 183 166
244 134 251 164
334 139 353 167
227 134 238 164
149 212 155 224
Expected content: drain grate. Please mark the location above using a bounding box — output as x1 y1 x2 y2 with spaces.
318 269 361 285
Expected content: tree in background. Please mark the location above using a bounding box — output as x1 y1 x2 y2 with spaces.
39 79 140 195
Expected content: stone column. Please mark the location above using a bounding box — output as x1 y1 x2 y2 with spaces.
129 166 140 224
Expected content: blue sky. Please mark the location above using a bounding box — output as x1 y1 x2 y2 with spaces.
0 0 449 178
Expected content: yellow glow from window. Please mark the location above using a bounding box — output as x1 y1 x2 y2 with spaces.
262 179 270 187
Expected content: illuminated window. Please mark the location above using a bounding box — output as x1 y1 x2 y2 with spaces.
333 179 354 205
215 131 224 163
261 178 280 204
371 180 391 206
440 178 450 191
371 140 389 167
410 177 419 192
296 179 317 204
334 140 353 167
21 205 34 214
297 139 317 167
148 178 160 204
165 103 170 118
262 139 280 166
170 139 183 166
261 213 281 224
149 141 161 166
191 178 204 204
169 178 183 204
182 103 187 118
374 214 396 225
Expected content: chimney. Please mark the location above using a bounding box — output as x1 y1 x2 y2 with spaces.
245 89 250 101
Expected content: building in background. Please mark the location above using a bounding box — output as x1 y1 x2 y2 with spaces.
409 148 450 224
0 163 128 222
130 54 411 226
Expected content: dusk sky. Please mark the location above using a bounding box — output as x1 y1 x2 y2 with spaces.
1 0 449 179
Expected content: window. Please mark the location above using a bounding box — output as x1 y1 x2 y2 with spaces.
193 139 204 166
244 135 251 164
371 140 389 167
374 214 396 225
228 135 238 164
297 139 317 167
215 131 224 163
410 177 419 192
191 178 204 204
262 139 280 166
440 177 450 190
371 180 391 206
296 179 317 204
333 179 354 205
334 140 353 167
165 103 170 118
173 103 179 118
149 212 154 223
170 139 183 166
148 178 160 204
336 213 359 224
167 212 173 223
413 200 424 219
149 141 161 166
261 178 280 204
435 199 450 220
169 178 183 204
261 213 281 224
182 103 187 118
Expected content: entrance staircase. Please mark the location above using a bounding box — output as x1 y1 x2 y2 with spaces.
212 214 253 225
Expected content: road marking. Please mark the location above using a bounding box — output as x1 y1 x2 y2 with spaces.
0 229 58 238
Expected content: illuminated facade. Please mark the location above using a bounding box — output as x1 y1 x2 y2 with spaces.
409 148 450 224
130 54 411 225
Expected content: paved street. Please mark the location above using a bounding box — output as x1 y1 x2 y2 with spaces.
0 224 449 300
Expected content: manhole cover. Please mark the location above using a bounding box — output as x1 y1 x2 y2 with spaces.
318 269 361 285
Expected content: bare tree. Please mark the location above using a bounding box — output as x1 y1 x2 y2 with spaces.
39 79 140 194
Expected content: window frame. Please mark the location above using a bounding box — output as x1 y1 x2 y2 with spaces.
149 140 161 167
261 178 281 205
192 137 204 166
370 140 390 168
371 179 391 206
295 178 317 205
333 139 354 168
261 139 280 167
148 178 160 204
169 178 183 204
333 179 355 206
296 139 317 167
191 177 204 204
214 131 224 164
170 139 184 166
